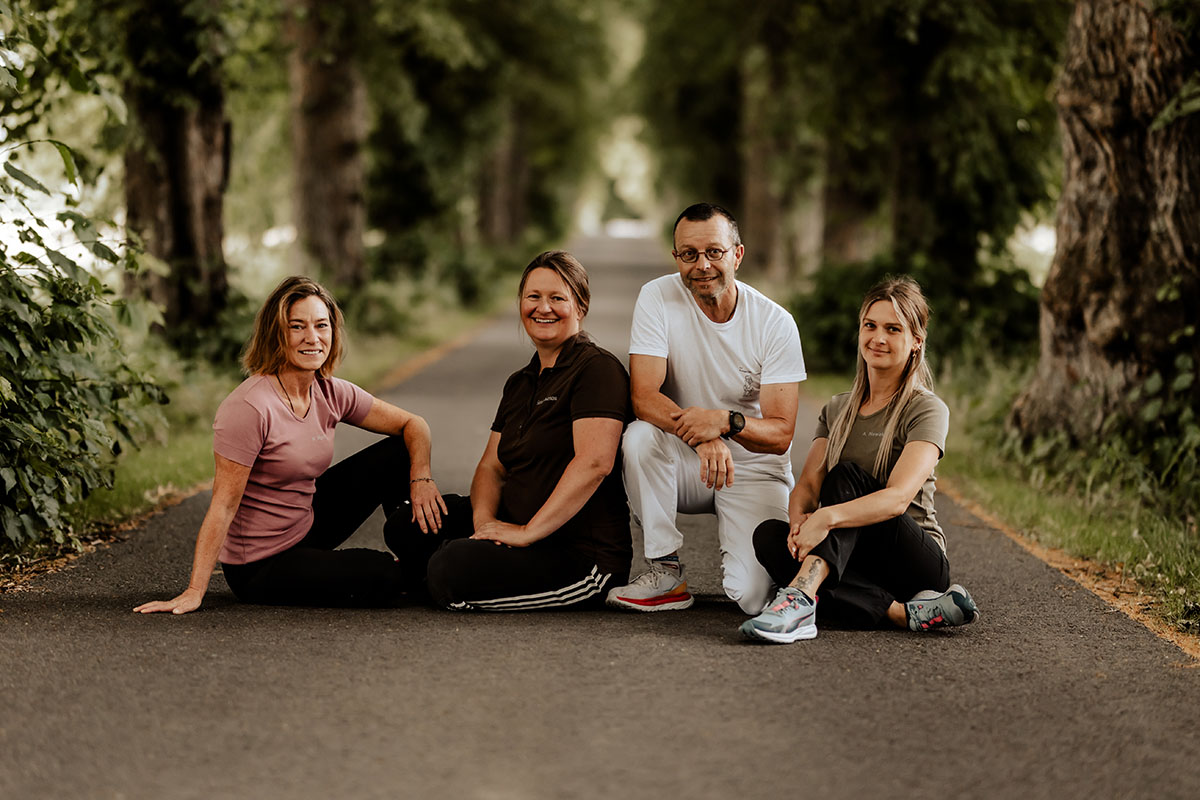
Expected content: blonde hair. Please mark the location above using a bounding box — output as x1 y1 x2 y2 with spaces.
241 276 345 378
825 276 933 479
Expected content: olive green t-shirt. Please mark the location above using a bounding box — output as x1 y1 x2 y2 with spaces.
815 389 950 551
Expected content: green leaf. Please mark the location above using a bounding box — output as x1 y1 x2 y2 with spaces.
0 67 17 91
4 162 50 194
1143 372 1164 396
67 66 89 93
90 242 119 262
1141 398 1163 422
1172 372 1194 392
45 248 84 280
50 141 79 185
1175 353 1194 373
0 466 14 493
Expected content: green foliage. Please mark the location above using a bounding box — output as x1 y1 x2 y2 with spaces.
1 4 166 552
789 254 1040 374
0 175 166 551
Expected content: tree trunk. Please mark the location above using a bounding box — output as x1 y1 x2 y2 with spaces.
286 0 368 289
122 1 229 342
738 44 787 282
821 141 886 264
1011 0 1200 439
478 102 530 246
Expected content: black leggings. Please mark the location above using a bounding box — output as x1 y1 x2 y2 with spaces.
753 462 949 628
385 494 624 611
221 436 412 607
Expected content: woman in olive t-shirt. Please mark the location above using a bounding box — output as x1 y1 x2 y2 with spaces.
741 277 980 643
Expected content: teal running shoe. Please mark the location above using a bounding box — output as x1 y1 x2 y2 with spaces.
906 584 980 631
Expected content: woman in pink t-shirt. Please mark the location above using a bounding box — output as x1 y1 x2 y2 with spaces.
135 277 447 614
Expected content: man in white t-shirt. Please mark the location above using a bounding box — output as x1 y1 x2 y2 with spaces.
606 203 806 615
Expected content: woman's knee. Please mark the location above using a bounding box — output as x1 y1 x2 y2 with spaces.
752 518 790 562
425 538 479 608
820 462 880 506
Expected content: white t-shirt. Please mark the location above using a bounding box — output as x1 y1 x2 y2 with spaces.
629 274 806 476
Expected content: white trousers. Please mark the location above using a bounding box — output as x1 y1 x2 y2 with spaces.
621 420 792 614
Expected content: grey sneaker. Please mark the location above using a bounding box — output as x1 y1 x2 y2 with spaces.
906 584 980 631
605 563 694 611
740 587 818 643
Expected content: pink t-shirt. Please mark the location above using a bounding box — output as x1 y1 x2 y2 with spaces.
213 374 374 564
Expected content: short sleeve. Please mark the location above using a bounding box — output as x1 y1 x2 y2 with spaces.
813 393 849 440
213 394 267 467
628 281 669 358
570 353 631 423
903 393 949 457
760 307 806 385
325 377 374 425
491 372 524 433
814 402 831 440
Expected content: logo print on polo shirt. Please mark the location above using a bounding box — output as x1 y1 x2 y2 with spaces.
536 395 558 406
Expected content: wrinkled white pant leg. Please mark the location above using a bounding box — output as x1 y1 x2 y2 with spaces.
714 469 792 614
622 421 714 559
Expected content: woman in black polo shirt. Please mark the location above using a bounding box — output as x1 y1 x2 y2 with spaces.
386 250 632 610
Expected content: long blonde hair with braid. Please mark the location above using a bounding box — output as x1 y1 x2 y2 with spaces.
824 276 934 479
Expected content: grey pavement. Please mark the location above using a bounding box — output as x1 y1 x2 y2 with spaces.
3 235 1200 799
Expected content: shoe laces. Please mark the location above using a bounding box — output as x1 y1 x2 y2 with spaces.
770 589 805 613
635 564 678 586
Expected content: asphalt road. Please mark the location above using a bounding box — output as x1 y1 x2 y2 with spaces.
3 236 1199 800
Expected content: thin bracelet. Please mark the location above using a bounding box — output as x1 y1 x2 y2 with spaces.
410 477 435 484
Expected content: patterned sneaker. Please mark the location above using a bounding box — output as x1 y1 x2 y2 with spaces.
739 587 818 643
906 584 980 631
605 563 694 611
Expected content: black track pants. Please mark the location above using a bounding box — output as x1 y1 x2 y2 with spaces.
385 494 625 611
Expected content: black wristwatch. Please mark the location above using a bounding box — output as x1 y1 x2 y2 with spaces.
721 410 745 439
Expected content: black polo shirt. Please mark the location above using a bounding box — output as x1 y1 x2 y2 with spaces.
491 333 632 575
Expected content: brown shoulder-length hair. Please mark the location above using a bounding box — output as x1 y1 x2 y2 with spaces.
241 276 345 378
518 250 591 317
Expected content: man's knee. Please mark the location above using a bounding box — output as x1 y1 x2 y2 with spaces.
622 419 665 465
723 558 773 614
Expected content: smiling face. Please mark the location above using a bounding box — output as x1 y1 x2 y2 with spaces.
283 295 333 373
673 215 743 306
520 267 583 353
859 299 920 375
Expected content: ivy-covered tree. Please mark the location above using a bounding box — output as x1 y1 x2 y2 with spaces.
121 0 231 350
10 0 233 353
1011 0 1200 455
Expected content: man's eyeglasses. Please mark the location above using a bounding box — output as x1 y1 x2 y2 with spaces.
673 247 734 264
